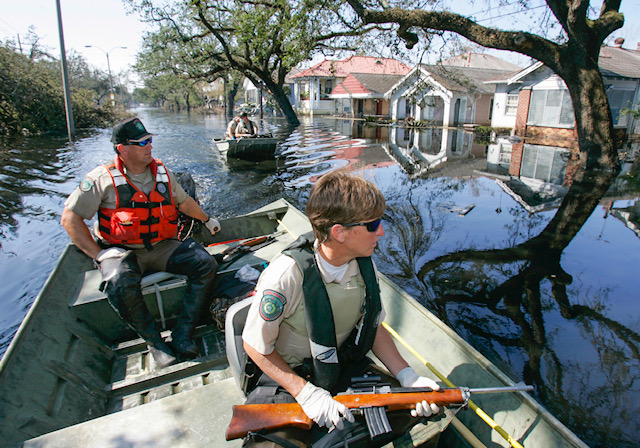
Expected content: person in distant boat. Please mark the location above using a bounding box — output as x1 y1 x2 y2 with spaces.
61 117 222 369
226 111 258 139
240 169 441 447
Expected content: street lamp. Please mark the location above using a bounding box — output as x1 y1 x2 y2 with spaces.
85 45 127 106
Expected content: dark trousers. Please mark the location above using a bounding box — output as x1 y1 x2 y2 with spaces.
98 238 217 342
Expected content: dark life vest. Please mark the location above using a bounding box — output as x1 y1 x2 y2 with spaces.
283 233 382 391
97 157 178 250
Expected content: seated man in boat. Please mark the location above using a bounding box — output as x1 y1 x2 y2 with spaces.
61 117 222 368
226 112 257 139
241 170 441 447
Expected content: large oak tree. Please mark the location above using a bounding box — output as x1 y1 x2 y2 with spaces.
128 0 390 125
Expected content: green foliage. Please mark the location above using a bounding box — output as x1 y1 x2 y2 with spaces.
127 0 382 123
0 41 119 136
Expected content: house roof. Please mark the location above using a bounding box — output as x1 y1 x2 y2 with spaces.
290 55 411 79
284 67 303 84
598 45 640 79
418 65 508 94
330 73 406 97
487 45 640 85
440 52 522 72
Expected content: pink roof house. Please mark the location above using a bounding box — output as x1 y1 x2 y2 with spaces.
289 55 411 116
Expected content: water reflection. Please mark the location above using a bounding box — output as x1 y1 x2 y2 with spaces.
384 127 488 178
377 139 640 446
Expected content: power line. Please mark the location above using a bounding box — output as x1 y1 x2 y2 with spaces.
476 4 547 23
466 1 548 24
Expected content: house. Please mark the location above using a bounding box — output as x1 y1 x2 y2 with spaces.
242 69 299 116
486 40 640 183
289 55 411 116
487 41 640 135
330 73 406 117
386 64 516 126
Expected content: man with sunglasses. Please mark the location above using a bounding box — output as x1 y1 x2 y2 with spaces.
240 170 441 447
61 117 222 368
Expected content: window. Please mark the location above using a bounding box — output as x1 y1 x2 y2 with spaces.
321 79 333 100
527 90 574 127
505 94 519 116
520 144 568 184
499 144 512 166
299 82 309 101
607 88 635 126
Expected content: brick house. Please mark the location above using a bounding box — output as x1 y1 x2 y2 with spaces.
486 41 640 185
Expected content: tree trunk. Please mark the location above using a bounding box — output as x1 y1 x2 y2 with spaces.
561 65 620 173
265 80 300 126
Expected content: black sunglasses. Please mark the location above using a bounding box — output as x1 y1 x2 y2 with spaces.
127 137 152 146
341 218 382 232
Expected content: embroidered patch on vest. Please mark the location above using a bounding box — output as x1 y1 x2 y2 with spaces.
80 178 93 191
259 290 286 321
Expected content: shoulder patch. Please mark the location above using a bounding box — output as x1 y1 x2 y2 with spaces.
259 290 286 321
80 178 94 191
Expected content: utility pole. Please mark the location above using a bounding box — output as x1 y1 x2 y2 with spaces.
85 45 127 107
56 0 74 140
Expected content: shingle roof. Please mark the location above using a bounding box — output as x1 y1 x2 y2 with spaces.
440 52 522 72
290 55 411 79
419 65 507 94
331 73 406 96
598 45 640 79
485 46 640 85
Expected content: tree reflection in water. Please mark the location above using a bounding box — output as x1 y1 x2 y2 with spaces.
380 163 639 446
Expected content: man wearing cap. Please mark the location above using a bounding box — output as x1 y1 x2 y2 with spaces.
226 112 258 139
61 117 222 368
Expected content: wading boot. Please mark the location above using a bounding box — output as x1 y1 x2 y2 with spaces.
128 301 179 368
145 334 179 369
166 238 218 359
100 250 178 368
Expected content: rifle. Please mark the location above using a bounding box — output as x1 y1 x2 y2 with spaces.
225 383 533 441
214 232 282 267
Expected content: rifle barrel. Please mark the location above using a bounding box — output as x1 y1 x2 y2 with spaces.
466 385 534 394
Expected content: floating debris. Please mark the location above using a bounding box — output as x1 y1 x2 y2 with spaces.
436 202 476 216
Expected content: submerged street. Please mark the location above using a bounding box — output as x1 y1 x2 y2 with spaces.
0 108 639 447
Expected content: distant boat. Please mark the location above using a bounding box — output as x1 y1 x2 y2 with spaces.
214 136 279 161
0 199 589 448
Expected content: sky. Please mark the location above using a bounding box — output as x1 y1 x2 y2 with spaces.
1 0 639 83
0 0 147 82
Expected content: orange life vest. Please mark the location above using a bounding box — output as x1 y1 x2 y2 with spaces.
97 157 178 249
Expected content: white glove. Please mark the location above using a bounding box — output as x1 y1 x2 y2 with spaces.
413 400 440 418
204 217 221 235
396 367 440 418
96 247 127 263
295 382 354 430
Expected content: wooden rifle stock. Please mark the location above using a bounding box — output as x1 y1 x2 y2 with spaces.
225 389 465 440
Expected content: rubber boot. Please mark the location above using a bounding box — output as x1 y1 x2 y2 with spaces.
133 301 179 368
165 239 218 359
100 249 178 368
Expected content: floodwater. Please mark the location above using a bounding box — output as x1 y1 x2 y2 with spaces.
1 108 639 447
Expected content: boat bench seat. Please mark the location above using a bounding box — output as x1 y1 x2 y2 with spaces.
70 269 188 342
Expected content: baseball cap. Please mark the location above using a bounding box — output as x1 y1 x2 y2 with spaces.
111 117 154 144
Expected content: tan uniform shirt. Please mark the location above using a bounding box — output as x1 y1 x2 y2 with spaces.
242 243 385 367
64 160 188 249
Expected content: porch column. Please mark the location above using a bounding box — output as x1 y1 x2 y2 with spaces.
442 96 452 127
